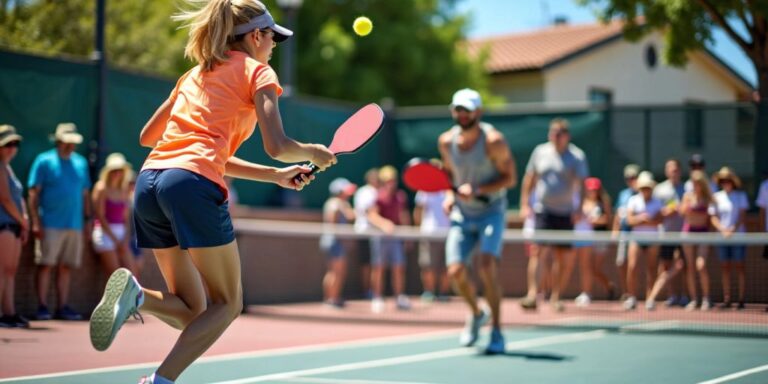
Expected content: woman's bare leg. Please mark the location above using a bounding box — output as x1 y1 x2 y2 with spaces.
155 241 243 380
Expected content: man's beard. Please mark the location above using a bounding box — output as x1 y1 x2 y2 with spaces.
455 116 478 130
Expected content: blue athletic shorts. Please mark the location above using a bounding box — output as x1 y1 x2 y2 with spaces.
134 169 234 250
446 208 505 266
370 237 405 267
718 245 746 262
320 235 344 259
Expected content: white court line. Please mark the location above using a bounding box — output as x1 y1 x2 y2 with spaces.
538 316 589 325
212 330 607 384
278 377 439 384
697 364 768 384
619 320 681 332
0 328 461 383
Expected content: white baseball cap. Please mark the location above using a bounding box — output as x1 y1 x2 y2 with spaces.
329 178 357 196
450 88 482 111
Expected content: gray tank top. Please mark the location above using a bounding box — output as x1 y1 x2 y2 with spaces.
0 165 23 225
450 122 507 216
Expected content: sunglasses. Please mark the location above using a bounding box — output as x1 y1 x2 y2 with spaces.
2 141 20 148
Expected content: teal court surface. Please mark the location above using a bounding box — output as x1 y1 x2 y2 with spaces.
3 324 768 384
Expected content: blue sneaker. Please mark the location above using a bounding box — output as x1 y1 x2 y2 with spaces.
36 305 52 320
55 305 83 321
486 328 506 354
459 308 489 347
90 268 144 351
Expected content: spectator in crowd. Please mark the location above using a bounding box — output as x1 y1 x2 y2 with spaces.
92 153 135 277
0 125 29 328
413 185 451 303
680 170 716 311
520 118 588 312
759 170 768 234
757 170 768 312
367 166 411 312
353 168 379 299
625 171 662 310
652 158 688 307
711 167 749 310
439 88 516 354
573 177 614 307
685 154 717 193
612 164 640 302
320 178 356 308
27 122 92 321
522 193 554 305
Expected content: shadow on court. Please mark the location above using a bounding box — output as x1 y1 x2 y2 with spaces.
482 350 573 361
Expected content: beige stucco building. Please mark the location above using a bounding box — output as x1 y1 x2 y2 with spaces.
467 21 753 105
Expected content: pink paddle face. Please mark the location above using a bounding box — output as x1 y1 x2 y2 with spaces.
402 160 453 192
327 104 385 154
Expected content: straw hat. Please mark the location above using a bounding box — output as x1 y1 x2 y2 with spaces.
623 164 640 179
713 166 742 189
0 125 22 146
98 153 132 183
50 122 83 144
636 171 656 189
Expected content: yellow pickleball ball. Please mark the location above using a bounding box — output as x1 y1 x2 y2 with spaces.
353 16 373 37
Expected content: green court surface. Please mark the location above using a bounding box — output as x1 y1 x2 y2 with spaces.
3 327 767 384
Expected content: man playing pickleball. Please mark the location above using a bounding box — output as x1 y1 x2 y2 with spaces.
437 89 517 354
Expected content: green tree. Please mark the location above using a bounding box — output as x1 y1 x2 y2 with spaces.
578 0 768 186
0 0 189 77
1 0 489 105
286 0 490 106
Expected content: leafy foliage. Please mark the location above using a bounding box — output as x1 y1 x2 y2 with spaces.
577 0 766 90
0 0 490 105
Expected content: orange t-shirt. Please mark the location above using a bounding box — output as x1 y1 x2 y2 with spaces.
142 50 282 197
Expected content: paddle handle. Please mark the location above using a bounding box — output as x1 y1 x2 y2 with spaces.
292 163 319 185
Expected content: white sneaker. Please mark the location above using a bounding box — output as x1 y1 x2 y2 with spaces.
371 297 385 313
685 301 698 311
645 299 656 311
701 298 712 311
623 296 637 310
574 292 591 307
459 308 489 347
90 268 144 351
396 295 411 310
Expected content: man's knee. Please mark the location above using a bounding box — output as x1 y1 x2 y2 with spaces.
478 254 497 270
447 264 466 280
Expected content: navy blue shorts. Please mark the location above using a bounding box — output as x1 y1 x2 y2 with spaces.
134 169 234 250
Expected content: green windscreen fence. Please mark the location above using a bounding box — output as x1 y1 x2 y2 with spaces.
2 50 754 209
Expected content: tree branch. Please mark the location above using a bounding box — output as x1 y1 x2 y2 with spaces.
695 0 754 55
738 0 755 34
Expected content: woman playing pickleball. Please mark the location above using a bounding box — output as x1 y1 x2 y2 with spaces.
88 1 336 383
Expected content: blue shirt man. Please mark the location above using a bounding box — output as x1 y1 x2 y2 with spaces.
27 122 91 321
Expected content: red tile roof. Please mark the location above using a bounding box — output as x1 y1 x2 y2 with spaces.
466 21 625 73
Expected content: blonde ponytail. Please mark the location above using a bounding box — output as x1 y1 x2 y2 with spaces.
174 0 267 71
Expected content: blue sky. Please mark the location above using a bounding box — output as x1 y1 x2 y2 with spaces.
457 0 757 86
